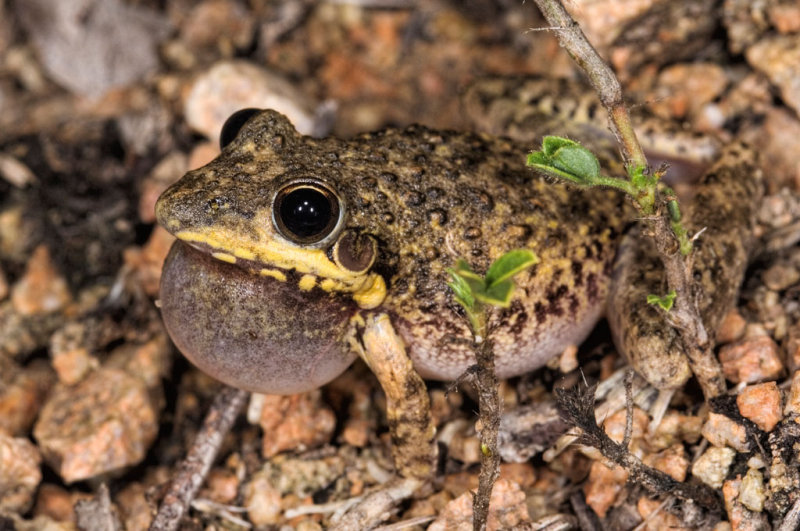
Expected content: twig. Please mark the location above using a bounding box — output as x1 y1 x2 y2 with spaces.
531 0 725 398
328 477 424 531
473 338 500 531
555 385 722 512
149 386 249 531
622 369 634 449
531 0 647 170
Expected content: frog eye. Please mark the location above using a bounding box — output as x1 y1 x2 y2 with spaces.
272 181 343 245
220 108 261 149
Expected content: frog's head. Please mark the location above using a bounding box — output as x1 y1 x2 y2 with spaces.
156 109 386 394
155 109 386 309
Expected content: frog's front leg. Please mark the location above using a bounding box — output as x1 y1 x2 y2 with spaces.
359 313 437 481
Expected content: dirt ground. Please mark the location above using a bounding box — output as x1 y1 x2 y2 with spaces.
1 0 800 529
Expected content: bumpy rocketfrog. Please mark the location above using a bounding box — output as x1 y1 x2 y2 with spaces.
156 84 760 394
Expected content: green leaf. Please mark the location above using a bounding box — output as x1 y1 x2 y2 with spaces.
447 269 476 312
527 136 600 185
541 135 577 156
475 279 515 307
646 290 677 312
550 144 600 180
484 249 539 288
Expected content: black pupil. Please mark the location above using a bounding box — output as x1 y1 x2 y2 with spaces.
219 108 261 149
279 187 334 240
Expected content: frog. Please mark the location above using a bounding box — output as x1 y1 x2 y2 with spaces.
155 77 761 396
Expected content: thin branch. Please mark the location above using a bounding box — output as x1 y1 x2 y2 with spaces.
473 338 501 531
531 0 726 398
555 385 722 512
149 386 249 531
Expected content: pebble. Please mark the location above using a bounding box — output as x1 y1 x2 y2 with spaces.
0 153 37 187
200 467 240 505
717 309 748 345
106 333 172 391
33 484 90 523
746 34 800 116
123 225 176 297
33 368 158 483
718 335 784 384
692 446 736 489
722 476 770 530
49 322 99 385
11 246 72 316
643 444 689 482
741 108 800 191
636 496 686 531
646 411 703 450
179 0 255 53
649 63 728 121
583 461 628 518
769 2 800 34
14 0 170 99
184 60 322 143
784 371 800 416
739 468 766 512
250 390 336 458
737 382 783 432
0 360 55 436
702 412 751 452
0 433 42 513
428 478 529 531
762 262 800 292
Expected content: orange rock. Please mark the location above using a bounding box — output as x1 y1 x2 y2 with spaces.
643 444 689 482
785 371 800 416
637 496 688 531
737 382 783 432
428 478 529 531
201 468 240 505
34 368 158 483
723 476 770 531
702 412 750 452
254 391 336 458
584 461 628 518
33 483 91 523
717 309 747 344
11 246 72 316
123 225 175 297
0 360 55 436
769 3 800 34
0 433 42 513
719 335 783 384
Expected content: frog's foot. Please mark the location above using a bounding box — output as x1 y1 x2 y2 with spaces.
609 142 763 389
358 313 437 481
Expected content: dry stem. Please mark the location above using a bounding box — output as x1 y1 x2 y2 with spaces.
149 386 249 531
532 0 725 399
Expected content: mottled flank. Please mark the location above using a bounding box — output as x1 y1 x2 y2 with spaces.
608 143 762 389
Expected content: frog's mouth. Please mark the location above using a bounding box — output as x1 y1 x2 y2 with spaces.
173 231 387 310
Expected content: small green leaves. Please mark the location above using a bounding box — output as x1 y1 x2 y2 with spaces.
527 136 600 185
647 290 677 312
447 250 539 337
485 249 539 287
527 136 637 197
